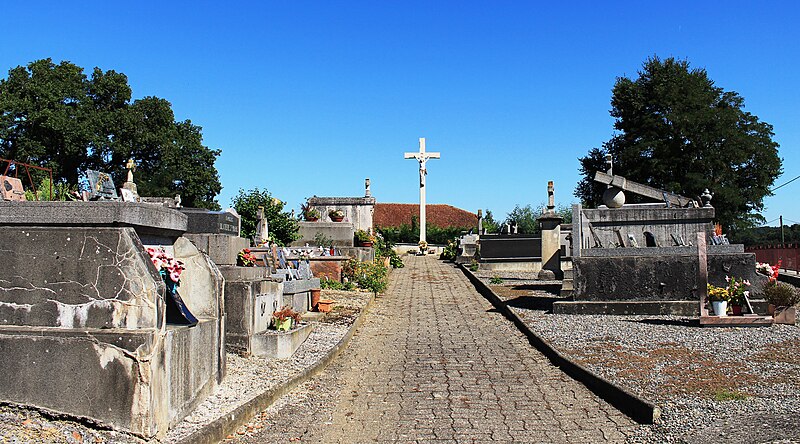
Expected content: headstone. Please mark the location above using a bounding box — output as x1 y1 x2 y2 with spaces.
0 176 25 201
120 188 138 202
181 208 240 236
255 206 269 244
86 169 119 200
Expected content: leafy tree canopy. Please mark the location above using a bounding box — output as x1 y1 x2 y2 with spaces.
575 56 782 232
0 58 222 209
504 204 572 235
482 210 500 234
232 187 299 246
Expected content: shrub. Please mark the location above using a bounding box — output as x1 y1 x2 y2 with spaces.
374 233 404 268
763 282 800 307
320 277 343 290
489 276 503 285
343 259 388 294
439 239 457 261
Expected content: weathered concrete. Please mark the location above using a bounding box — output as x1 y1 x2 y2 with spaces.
573 203 714 252
0 201 187 239
293 221 355 247
0 227 162 329
222 275 283 355
0 208 224 438
307 196 375 232
251 323 314 359
184 233 249 266
573 252 766 301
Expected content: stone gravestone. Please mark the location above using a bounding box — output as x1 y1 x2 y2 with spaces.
0 176 25 201
86 169 119 200
182 208 240 236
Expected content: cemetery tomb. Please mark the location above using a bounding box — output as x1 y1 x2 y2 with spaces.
0 201 225 439
181 208 317 357
560 171 766 315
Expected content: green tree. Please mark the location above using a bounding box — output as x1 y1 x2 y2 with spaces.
0 58 222 209
482 210 500 233
503 204 572 235
232 188 299 246
576 56 781 232
506 204 539 234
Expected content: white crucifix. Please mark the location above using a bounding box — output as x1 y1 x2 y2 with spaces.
404 137 440 246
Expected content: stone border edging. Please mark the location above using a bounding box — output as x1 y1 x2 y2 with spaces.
175 293 377 444
457 263 661 425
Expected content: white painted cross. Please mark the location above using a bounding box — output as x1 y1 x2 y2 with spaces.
404 137 440 245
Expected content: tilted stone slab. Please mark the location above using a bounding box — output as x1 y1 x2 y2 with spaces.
0 201 187 238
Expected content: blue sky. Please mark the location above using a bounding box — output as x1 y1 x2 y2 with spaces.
2 1 799 226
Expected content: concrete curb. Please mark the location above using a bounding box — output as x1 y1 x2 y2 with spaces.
457 263 661 425
175 293 377 444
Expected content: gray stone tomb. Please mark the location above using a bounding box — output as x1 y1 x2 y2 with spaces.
0 201 225 439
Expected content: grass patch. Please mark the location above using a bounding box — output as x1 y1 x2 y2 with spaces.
489 276 503 285
713 389 748 401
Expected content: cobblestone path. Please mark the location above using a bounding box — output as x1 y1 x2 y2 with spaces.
236 255 636 443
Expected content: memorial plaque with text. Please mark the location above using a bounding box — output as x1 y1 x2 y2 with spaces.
181 209 240 236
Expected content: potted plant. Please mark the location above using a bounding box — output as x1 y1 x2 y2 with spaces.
300 202 321 221
706 283 731 316
355 229 375 247
329 209 345 222
726 276 751 316
272 306 302 331
763 282 799 324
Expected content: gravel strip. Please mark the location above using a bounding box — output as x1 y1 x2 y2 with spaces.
491 284 800 444
0 290 371 444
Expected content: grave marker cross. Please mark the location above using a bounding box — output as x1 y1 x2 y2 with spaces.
404 137 440 245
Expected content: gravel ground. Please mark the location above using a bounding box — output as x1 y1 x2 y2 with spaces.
0 289 371 444
487 280 800 444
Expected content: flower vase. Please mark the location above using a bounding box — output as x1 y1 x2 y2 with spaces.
711 300 728 317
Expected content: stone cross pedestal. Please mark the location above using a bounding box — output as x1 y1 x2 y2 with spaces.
122 158 139 201
404 138 440 250
255 206 269 245
538 181 562 280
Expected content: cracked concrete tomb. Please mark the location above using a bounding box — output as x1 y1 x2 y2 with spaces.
0 201 225 439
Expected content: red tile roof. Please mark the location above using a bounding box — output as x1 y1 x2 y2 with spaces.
374 203 478 229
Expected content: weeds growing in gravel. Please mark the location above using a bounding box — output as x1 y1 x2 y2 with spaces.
713 389 748 401
489 276 503 285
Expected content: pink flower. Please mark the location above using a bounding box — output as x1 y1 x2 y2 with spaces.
725 276 730 282
169 271 181 282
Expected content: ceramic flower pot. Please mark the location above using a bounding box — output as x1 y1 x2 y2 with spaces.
330 215 344 222
317 299 334 313
311 288 321 311
711 300 728 317
731 304 743 316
